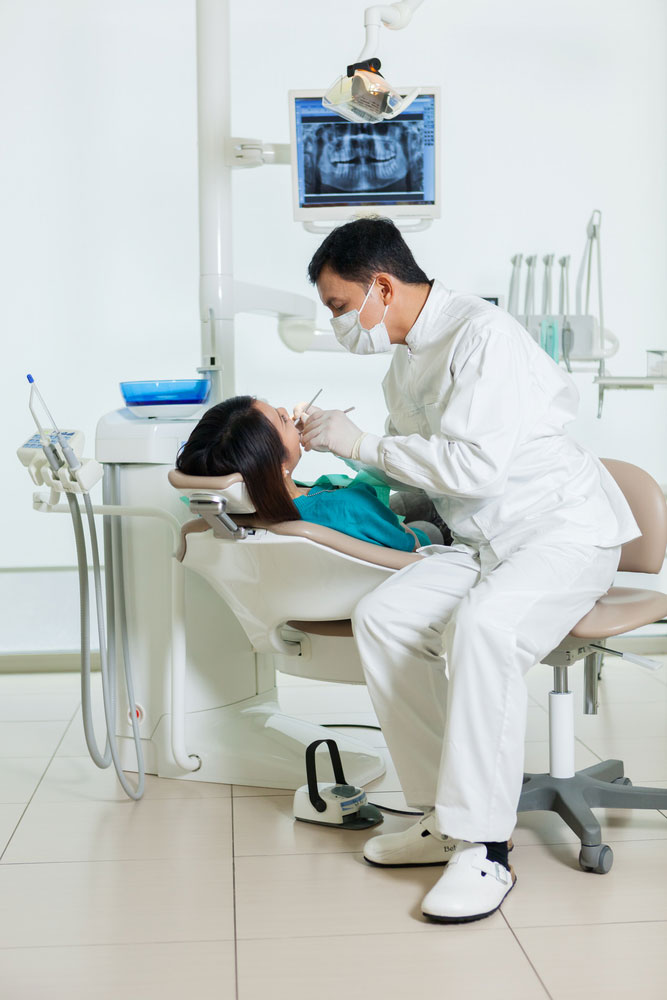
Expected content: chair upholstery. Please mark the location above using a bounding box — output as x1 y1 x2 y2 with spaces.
601 459 667 573
571 586 667 638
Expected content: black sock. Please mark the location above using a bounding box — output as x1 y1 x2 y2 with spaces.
483 841 509 871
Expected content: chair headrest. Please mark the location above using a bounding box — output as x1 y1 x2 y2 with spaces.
167 469 256 514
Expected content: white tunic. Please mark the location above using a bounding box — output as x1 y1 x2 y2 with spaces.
358 280 639 558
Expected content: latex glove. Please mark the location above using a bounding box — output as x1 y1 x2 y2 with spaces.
301 408 366 458
293 402 322 432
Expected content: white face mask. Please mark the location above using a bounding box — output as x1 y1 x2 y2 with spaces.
330 278 391 355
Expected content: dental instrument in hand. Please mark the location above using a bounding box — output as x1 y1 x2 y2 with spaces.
293 388 323 425
304 388 323 413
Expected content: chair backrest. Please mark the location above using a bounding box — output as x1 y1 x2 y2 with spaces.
601 458 667 573
169 467 422 572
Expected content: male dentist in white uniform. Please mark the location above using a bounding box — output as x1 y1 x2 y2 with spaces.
302 217 639 925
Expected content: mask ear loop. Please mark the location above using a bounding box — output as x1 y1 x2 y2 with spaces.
358 277 377 321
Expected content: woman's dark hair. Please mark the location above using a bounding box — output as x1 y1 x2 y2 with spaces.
176 396 300 523
307 216 430 287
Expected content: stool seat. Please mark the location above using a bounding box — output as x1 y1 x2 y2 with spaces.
290 588 667 643
571 586 667 639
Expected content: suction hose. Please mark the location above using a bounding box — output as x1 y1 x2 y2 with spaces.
104 465 145 797
66 472 145 799
66 490 111 768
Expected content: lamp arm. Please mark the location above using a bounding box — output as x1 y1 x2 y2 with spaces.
357 1 425 61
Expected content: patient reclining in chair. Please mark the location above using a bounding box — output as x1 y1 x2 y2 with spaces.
176 396 443 552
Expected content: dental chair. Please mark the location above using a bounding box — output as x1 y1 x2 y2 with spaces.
168 468 423 789
170 460 667 873
168 469 421 676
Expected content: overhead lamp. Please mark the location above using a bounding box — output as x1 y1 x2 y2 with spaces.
323 1 425 124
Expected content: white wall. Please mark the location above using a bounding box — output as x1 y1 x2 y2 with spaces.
2 0 666 572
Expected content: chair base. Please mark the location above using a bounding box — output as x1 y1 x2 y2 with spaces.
519 760 667 867
114 690 386 790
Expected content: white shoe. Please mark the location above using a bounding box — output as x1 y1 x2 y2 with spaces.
363 811 457 868
421 842 516 924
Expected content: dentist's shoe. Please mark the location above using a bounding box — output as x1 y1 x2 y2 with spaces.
363 811 457 868
421 842 517 924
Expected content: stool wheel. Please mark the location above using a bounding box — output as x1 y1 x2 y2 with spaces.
579 843 613 874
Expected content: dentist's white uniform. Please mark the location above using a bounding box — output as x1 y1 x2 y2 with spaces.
351 280 640 842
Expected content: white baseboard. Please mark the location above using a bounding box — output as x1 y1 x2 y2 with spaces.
0 651 100 674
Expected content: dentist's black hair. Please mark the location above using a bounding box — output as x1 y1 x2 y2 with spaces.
176 396 300 524
307 216 430 287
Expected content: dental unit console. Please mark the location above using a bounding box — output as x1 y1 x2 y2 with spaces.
19 375 146 800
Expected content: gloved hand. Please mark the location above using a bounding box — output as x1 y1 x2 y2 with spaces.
293 402 322 431
301 408 366 458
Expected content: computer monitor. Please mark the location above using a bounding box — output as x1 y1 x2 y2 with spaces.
289 89 440 224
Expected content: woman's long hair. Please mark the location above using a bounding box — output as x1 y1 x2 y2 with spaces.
176 396 300 523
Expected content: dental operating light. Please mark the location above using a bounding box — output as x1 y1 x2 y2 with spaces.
323 1 425 124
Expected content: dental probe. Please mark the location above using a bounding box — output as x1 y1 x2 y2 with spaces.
297 404 355 422
304 388 323 413
292 388 323 424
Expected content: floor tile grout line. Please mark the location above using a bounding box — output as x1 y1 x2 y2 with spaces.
224 833 667 862
0 705 80 863
6 829 667 867
0 856 237 867
3 917 666 954
500 909 554 1000
231 785 239 1000
0 938 235 952
3 792 234 805
502 918 667 931
232 917 667 943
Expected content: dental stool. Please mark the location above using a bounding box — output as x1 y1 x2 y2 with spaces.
168 469 422 788
519 459 667 873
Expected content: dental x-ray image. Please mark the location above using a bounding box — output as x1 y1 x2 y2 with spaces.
302 121 424 197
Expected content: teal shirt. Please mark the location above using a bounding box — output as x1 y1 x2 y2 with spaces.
293 476 431 552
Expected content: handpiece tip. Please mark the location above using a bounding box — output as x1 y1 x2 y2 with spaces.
27 374 34 383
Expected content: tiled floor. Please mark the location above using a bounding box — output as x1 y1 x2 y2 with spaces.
1 660 667 999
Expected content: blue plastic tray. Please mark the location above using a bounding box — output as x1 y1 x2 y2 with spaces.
120 379 211 406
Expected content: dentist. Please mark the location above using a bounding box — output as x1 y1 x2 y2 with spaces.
302 217 639 924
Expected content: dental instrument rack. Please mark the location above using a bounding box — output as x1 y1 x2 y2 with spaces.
509 212 667 417
509 212 621 417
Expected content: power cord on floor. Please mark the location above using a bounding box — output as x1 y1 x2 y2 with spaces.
322 722 424 817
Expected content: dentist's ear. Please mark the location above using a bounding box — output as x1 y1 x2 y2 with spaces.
375 273 394 305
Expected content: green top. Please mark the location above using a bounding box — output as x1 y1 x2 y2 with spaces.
293 473 430 552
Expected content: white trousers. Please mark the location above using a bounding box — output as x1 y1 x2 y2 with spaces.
352 535 621 842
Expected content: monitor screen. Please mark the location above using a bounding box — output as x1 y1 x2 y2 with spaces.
289 90 440 222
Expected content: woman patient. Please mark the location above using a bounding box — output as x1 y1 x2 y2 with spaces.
176 396 431 552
